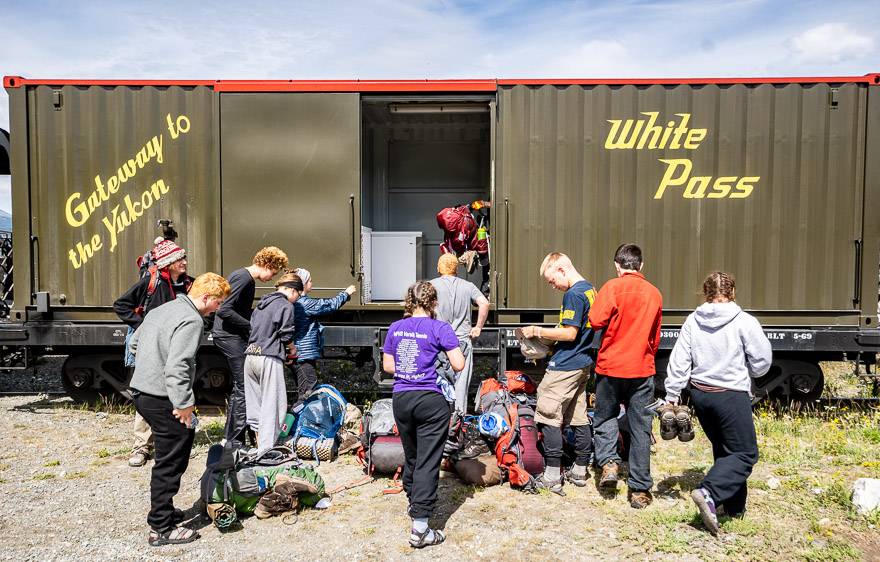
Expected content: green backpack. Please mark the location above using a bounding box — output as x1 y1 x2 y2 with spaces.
200 444 326 528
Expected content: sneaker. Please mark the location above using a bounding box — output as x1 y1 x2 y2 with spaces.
599 462 619 488
675 405 695 442
128 447 151 467
409 528 446 549
535 473 566 496
564 467 589 487
629 490 653 509
691 488 720 535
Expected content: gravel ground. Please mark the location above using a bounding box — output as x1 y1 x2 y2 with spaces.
0 394 650 562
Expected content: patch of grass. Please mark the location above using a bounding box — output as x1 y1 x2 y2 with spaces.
13 423 26 429
96 448 111 459
800 537 861 562
0 463 10 471
64 471 89 480
32 473 56 480
819 478 853 512
43 459 60 467
721 516 761 537
68 395 135 416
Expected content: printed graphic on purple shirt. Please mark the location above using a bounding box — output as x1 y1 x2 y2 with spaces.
383 316 459 394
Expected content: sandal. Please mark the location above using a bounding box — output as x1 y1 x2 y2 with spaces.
409 528 446 549
148 526 200 547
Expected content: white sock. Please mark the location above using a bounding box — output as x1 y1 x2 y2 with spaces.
571 463 587 477
412 518 429 534
544 465 561 480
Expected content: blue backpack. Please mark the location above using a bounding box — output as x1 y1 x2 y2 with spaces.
291 385 347 462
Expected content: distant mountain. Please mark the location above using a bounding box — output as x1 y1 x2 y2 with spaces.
0 210 10 233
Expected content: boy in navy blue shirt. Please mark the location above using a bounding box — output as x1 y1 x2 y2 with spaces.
520 252 598 494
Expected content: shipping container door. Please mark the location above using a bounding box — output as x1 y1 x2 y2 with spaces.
496 83 866 320
220 94 360 292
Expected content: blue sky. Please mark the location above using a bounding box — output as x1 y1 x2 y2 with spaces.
1 0 878 213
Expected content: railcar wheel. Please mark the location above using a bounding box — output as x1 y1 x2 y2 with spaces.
61 361 101 403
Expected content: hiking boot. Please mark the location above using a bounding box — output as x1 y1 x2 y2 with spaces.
691 488 720 535
599 462 619 488
674 405 695 442
535 473 566 496
409 528 446 549
459 250 478 274
128 447 152 467
629 490 653 509
564 467 589 487
658 403 679 440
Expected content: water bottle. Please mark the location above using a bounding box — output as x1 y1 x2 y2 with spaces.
189 413 199 430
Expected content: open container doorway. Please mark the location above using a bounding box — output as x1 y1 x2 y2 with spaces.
360 96 493 303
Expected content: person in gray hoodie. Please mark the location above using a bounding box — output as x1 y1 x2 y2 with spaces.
244 272 304 453
664 271 772 535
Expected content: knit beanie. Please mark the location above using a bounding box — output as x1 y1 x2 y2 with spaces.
152 240 186 269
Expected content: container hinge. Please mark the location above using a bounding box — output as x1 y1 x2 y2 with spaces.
853 238 862 307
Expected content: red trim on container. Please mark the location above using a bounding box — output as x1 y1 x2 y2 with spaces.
212 79 498 92
5 74 879 90
498 74 880 86
3 76 214 88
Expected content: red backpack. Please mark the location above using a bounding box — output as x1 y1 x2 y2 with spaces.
477 377 543 492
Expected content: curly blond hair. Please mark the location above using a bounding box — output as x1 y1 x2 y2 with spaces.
252 246 289 272
404 281 438 319
189 272 232 299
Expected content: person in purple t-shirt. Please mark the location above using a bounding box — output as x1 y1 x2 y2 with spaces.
383 281 465 549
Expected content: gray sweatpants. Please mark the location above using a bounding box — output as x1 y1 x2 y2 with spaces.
243 355 287 454
454 338 474 414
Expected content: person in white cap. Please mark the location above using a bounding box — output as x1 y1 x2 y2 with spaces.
290 267 356 407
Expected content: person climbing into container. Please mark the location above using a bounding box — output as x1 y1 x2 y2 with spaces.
114 239 193 468
129 272 230 546
519 252 597 495
214 246 289 447
430 253 489 414
290 267 356 408
244 272 303 454
436 199 491 295
383 281 465 548
588 243 663 509
664 272 772 535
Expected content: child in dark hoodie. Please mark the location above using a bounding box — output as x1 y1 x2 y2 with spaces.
665 272 772 535
244 272 304 453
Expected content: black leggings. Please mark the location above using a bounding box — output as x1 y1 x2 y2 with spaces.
392 391 451 519
539 423 593 467
292 360 319 409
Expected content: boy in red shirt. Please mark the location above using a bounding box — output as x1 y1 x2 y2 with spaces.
587 244 662 509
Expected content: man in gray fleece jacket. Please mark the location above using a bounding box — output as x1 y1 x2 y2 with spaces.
664 272 772 535
129 273 230 547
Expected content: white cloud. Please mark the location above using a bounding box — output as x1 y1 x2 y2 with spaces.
0 1 878 214
790 22 874 64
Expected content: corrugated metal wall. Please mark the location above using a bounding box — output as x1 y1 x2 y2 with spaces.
497 83 867 314
27 85 218 306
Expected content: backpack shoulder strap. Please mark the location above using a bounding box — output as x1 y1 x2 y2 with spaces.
146 266 161 297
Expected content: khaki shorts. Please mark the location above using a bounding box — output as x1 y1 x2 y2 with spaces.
534 367 591 428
